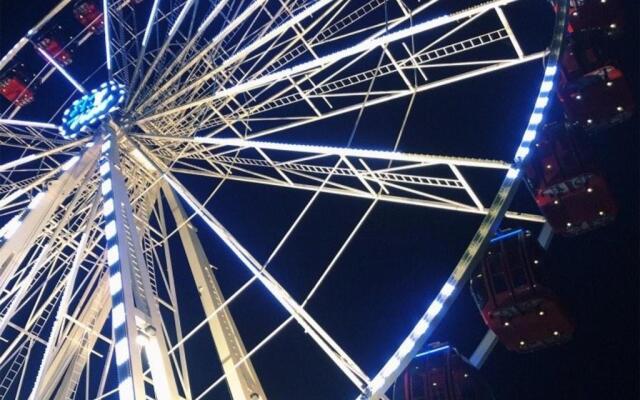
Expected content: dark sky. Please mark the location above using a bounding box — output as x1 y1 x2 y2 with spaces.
0 1 638 399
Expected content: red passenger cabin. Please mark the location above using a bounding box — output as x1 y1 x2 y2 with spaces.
524 123 617 235
394 343 493 400
73 1 104 33
470 230 574 353
558 32 634 130
36 26 74 66
568 0 624 36
0 65 37 107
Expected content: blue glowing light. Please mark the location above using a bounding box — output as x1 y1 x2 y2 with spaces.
60 81 125 138
490 229 524 244
415 345 450 359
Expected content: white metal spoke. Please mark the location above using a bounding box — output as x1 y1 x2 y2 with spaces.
162 185 267 400
0 138 89 174
125 0 201 108
34 46 86 94
103 0 113 77
138 0 422 114
0 119 61 131
132 134 543 222
138 135 511 168
28 195 100 399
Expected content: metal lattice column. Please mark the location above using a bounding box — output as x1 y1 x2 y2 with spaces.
100 129 180 400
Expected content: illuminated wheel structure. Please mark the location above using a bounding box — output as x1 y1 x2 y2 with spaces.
0 0 567 399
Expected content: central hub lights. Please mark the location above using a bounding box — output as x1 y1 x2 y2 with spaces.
61 81 125 138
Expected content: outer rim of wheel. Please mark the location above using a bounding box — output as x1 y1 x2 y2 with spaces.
361 1 570 397
0 1 571 398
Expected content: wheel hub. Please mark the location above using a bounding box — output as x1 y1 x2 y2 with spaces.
60 81 125 138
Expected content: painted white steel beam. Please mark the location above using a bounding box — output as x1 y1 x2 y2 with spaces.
163 184 268 400
133 134 511 170
34 278 111 400
0 0 75 71
34 47 86 94
132 0 256 111
142 0 336 112
0 162 96 341
0 137 88 174
169 166 545 223
142 0 433 115
126 0 200 108
102 0 115 76
0 119 60 131
139 50 546 140
0 167 61 212
133 135 544 223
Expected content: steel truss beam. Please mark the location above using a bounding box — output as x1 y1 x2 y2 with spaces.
0 143 100 297
0 184 105 399
34 277 111 400
28 195 102 399
0 138 90 175
136 0 520 126
133 135 544 223
0 159 97 341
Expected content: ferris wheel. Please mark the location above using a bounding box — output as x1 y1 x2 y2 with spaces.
0 0 569 399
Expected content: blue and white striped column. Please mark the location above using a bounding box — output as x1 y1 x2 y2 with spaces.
99 134 136 400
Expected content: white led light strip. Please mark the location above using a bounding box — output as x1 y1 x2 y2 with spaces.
103 0 113 74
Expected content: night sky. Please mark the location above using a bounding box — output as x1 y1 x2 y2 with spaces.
0 1 638 399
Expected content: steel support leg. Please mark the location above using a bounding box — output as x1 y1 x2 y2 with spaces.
163 184 267 400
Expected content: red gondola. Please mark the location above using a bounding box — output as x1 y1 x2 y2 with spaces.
73 1 104 33
559 31 610 81
470 230 574 353
0 64 37 107
558 32 634 130
524 123 617 235
394 343 493 400
36 26 74 66
558 66 634 130
568 0 624 36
